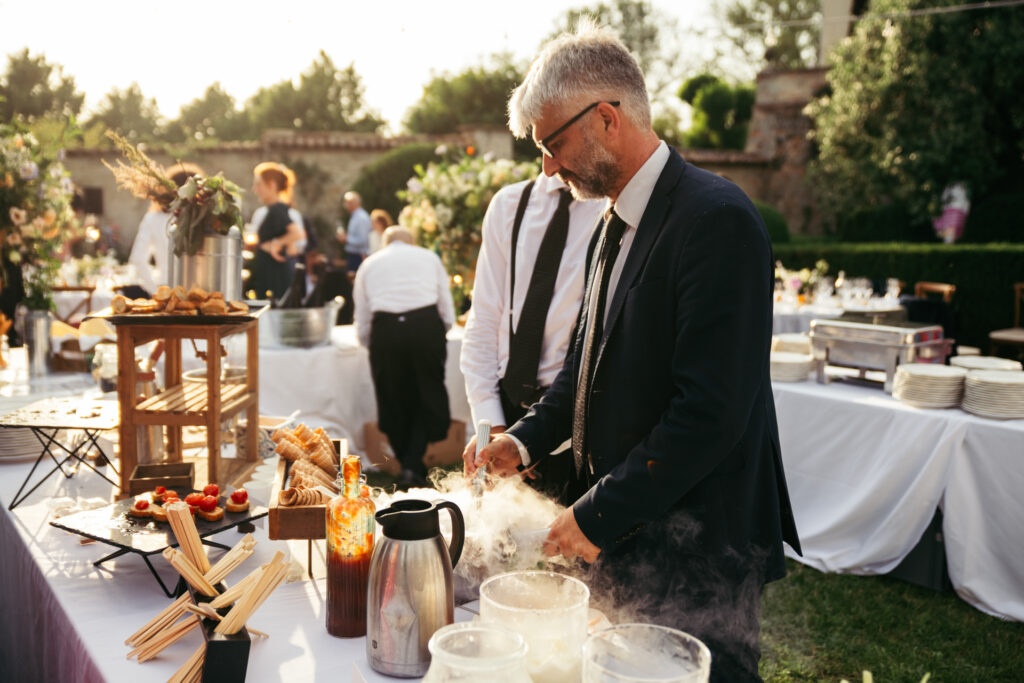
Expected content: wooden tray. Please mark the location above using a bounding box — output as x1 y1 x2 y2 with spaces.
267 456 326 540
86 303 268 326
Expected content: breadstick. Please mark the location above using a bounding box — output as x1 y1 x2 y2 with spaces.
125 593 190 645
128 614 199 662
208 564 264 609
163 547 219 597
167 643 205 683
215 552 287 634
203 533 256 585
165 501 210 573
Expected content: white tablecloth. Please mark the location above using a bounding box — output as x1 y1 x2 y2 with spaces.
54 289 114 325
168 325 472 455
0 346 472 682
773 303 843 333
773 376 1024 621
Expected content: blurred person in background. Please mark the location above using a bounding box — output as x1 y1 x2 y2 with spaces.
368 208 393 254
246 162 306 300
354 226 455 488
128 163 203 295
336 191 371 273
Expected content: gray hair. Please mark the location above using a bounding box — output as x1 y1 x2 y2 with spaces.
383 226 413 245
508 19 651 139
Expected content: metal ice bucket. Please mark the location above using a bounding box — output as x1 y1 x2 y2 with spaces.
259 298 343 348
169 226 243 300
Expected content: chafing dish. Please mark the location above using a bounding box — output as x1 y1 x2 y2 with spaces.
809 319 954 392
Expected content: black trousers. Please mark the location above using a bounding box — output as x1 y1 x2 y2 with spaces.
368 306 450 477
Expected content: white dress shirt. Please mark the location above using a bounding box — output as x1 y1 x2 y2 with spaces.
353 241 456 348
505 143 672 465
461 173 605 429
128 209 172 294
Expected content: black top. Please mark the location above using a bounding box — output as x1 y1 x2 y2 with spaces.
258 202 293 243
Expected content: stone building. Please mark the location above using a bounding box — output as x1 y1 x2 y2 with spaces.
64 126 511 255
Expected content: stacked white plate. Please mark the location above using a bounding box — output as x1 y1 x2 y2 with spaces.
950 355 1023 372
962 370 1024 419
770 352 814 382
892 364 968 408
772 333 811 355
0 428 40 461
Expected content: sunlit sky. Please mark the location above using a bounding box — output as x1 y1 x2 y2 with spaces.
0 0 726 132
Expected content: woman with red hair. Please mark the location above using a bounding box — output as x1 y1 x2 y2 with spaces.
247 162 306 299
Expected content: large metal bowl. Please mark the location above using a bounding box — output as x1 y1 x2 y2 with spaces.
259 298 343 349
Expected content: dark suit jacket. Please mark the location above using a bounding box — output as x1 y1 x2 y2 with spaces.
507 149 800 583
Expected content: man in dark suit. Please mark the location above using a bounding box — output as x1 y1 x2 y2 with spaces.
464 22 800 682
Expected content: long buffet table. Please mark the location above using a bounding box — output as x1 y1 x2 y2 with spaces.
2 341 1023 680
773 375 1024 622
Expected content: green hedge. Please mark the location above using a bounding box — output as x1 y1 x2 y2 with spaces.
755 200 791 244
773 243 1024 349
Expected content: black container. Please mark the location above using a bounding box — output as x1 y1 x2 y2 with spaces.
186 582 251 682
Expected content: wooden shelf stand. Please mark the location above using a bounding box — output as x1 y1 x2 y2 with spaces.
114 319 260 495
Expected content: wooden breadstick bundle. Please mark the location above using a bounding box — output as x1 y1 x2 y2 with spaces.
274 438 306 462
278 486 331 506
163 547 219 597
203 533 256 586
215 552 288 635
127 613 200 662
165 501 210 573
209 564 264 610
167 643 205 683
125 593 191 647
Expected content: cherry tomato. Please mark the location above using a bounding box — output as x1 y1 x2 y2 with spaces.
185 492 205 507
230 489 248 504
199 495 218 512
203 484 219 498
155 485 166 495
134 498 150 510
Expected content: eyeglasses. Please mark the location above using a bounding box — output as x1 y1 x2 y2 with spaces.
536 100 620 158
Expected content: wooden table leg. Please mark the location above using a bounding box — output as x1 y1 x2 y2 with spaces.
116 329 137 496
206 330 222 486
165 336 182 462
245 323 259 462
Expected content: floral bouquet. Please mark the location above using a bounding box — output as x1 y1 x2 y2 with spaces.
0 123 80 310
104 132 243 256
775 259 830 301
399 149 539 308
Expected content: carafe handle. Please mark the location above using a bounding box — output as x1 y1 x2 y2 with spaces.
434 500 464 569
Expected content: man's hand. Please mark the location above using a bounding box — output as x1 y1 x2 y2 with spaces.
544 507 600 563
462 432 523 478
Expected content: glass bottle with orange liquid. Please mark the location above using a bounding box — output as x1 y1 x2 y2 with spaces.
325 454 375 637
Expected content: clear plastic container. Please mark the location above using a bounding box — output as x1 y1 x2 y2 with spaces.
582 623 711 683
423 622 531 683
479 570 590 683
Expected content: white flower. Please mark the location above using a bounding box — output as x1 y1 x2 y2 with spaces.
19 161 39 180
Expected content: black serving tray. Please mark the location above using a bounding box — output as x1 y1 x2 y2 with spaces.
50 491 267 596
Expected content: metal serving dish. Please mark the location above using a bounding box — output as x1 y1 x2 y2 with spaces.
258 297 343 349
809 319 954 392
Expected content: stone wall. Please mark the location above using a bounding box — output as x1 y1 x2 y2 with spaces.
65 127 510 255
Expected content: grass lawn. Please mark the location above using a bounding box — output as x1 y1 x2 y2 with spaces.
760 560 1024 682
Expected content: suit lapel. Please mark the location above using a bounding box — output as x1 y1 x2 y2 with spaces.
599 152 686 348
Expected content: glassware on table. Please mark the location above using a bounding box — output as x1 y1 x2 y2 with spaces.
325 454 375 637
423 622 532 683
885 278 902 301
582 623 711 683
479 570 590 683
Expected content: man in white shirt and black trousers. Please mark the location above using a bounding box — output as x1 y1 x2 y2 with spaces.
354 226 456 488
461 172 604 499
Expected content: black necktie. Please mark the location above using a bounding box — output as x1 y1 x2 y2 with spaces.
572 210 628 476
503 189 574 408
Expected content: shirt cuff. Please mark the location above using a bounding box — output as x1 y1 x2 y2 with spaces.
501 432 532 468
471 398 507 433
